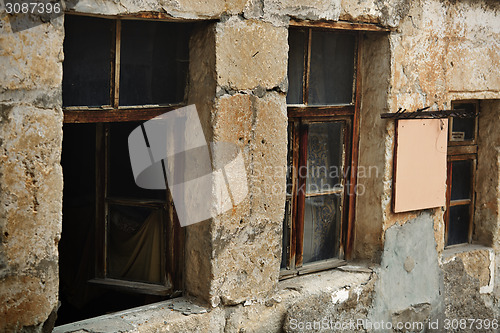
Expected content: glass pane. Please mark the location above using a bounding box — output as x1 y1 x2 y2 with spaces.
309 32 355 105
287 29 306 104
63 16 112 107
120 21 190 106
451 103 476 141
447 205 470 246
306 122 344 194
107 122 165 200
451 160 472 201
107 205 163 284
303 194 341 263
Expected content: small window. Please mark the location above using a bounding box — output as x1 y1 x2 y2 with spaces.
445 101 479 247
281 27 359 277
58 15 190 324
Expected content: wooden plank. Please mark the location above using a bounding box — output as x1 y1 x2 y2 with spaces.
344 33 362 259
113 20 121 108
290 19 391 32
468 158 477 243
89 278 172 296
450 199 472 206
444 160 452 246
305 188 343 197
63 105 182 123
289 122 300 270
447 145 477 155
303 29 312 105
297 259 346 275
294 123 308 268
106 197 166 208
287 105 355 118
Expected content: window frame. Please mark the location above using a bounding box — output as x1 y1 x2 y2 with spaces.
281 23 363 278
63 13 188 124
444 100 479 247
62 13 188 296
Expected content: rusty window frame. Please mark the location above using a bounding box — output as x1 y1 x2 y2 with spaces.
280 26 362 279
62 14 188 296
444 100 479 248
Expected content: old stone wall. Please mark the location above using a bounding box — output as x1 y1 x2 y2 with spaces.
0 10 64 333
0 0 499 331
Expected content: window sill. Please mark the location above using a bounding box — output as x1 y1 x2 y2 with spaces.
54 264 375 333
89 278 172 296
279 258 346 280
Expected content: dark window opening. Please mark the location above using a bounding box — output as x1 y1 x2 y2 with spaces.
58 15 189 325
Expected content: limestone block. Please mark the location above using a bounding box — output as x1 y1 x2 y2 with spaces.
339 0 382 23
209 92 287 306
250 92 287 221
216 17 288 90
0 104 62 331
0 15 63 107
70 0 247 18
263 0 341 21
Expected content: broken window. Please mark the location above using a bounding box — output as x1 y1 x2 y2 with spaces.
58 15 190 324
445 101 479 246
281 26 360 276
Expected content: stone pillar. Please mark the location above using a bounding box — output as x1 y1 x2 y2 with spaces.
185 17 289 306
0 15 64 331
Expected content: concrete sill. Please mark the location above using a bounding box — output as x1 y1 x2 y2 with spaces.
442 243 495 294
54 264 375 333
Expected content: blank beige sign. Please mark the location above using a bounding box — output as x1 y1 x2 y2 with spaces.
394 119 448 213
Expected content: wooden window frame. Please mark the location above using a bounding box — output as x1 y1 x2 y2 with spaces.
62 14 187 296
444 100 479 247
63 14 187 124
280 24 363 279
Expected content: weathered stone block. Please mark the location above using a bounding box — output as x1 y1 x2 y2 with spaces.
0 104 62 332
263 0 341 21
70 0 247 18
209 92 287 306
216 17 288 90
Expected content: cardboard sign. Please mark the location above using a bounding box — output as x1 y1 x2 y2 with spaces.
394 119 448 213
